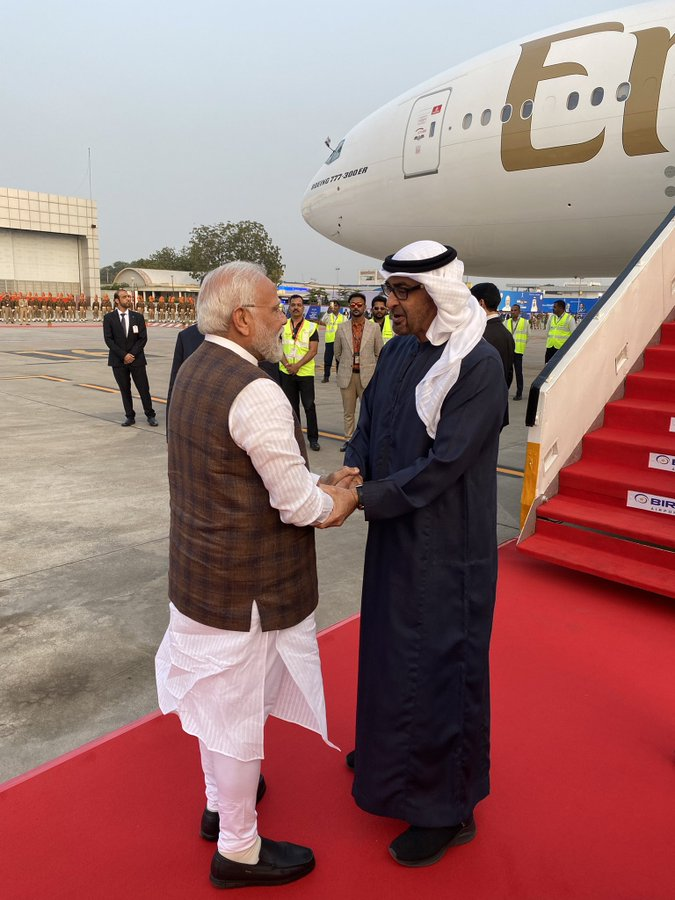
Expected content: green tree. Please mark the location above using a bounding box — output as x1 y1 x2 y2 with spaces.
186 221 284 283
100 261 130 284
308 287 329 304
131 246 192 270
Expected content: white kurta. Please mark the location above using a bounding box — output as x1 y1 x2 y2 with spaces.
155 336 336 760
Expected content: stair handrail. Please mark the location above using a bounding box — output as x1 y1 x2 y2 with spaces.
519 206 675 531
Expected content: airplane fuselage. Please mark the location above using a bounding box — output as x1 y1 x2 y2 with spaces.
302 2 675 277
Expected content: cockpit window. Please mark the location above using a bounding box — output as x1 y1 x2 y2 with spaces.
325 140 345 165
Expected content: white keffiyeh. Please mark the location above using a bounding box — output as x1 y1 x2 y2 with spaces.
380 240 486 438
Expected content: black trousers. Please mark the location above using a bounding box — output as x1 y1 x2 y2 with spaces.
112 365 156 419
513 353 524 396
323 342 334 379
279 373 318 443
544 346 558 364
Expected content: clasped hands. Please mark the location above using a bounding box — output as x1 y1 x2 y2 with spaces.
317 466 363 528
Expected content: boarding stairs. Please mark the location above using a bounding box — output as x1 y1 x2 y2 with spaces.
517 209 675 599
518 323 675 597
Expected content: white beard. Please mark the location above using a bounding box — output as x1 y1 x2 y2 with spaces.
252 324 283 363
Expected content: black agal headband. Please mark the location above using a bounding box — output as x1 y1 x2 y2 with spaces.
381 245 457 274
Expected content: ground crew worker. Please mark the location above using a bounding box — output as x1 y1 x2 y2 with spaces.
545 300 575 363
321 300 345 382
279 294 321 451
370 294 395 343
505 304 529 399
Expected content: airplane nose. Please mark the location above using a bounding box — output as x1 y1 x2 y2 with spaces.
301 168 343 242
301 108 395 257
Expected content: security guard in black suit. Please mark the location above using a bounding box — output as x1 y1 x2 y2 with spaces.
103 290 158 427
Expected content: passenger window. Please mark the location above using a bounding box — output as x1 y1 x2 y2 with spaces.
567 92 579 110
500 104 512 123
480 109 491 126
616 82 631 102
591 87 604 107
521 100 533 119
462 113 472 130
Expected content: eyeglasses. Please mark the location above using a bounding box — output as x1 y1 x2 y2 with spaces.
382 281 423 301
240 303 286 314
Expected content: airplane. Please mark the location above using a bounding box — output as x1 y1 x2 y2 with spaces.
302 2 675 277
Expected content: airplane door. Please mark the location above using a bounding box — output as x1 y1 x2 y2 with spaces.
403 89 451 178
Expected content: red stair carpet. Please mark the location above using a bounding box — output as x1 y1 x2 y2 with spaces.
521 321 675 596
1 542 674 899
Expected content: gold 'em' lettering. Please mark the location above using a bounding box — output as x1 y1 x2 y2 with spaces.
501 23 624 172
623 27 675 156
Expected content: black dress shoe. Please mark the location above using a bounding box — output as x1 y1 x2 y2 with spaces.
321 377 329 383
389 817 476 867
200 775 267 841
345 750 355 770
340 442 349 452
121 418 135 427
512 394 522 401
147 416 158 426
309 441 320 451
210 838 315 889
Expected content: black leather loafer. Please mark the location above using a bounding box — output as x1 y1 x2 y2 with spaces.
200 775 267 841
210 838 315 888
147 416 158 426
389 817 476 867
309 441 320 451
121 418 135 427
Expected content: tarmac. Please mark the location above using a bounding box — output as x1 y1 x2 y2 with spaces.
0 320 548 782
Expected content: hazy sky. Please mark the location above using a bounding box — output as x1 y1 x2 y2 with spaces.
4 0 625 283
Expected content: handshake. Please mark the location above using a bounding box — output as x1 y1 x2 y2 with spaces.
316 466 363 529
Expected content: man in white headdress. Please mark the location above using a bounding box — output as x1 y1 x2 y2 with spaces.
344 242 507 868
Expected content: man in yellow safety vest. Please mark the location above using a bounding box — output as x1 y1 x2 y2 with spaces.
504 304 529 400
321 300 346 382
280 295 321 451
370 294 395 343
545 300 575 363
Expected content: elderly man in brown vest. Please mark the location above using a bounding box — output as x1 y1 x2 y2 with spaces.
155 261 358 890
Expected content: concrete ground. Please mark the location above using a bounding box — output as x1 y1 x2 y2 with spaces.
0 321 549 782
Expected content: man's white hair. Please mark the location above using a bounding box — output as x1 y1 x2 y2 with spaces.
197 262 268 335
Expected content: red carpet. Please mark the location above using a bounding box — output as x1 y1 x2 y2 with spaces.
2 543 674 899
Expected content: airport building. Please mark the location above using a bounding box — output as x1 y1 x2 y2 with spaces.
113 267 200 299
0 187 100 297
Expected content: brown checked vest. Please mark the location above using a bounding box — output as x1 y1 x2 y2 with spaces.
168 341 318 631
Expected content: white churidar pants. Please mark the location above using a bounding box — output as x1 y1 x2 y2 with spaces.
155 601 336 853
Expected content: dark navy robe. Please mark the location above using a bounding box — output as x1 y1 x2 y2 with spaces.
345 334 507 827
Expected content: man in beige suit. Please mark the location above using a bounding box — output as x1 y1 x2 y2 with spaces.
334 292 383 451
